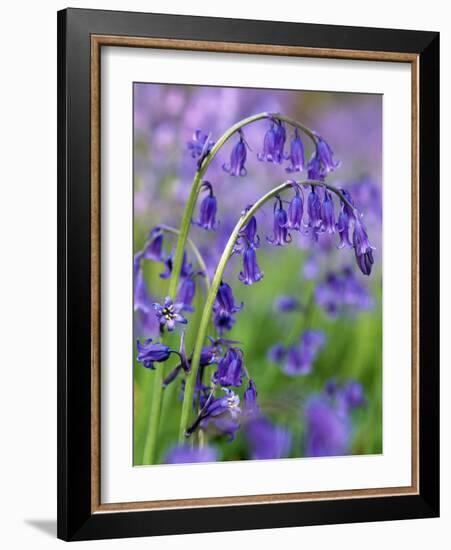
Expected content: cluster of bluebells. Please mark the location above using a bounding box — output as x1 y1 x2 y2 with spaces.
134 112 378 464
216 118 375 276
304 379 366 457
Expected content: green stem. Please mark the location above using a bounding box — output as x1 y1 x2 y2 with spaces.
158 224 211 292
178 178 351 440
142 357 165 464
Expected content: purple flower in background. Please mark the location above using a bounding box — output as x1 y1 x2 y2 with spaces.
286 184 304 231
267 199 292 246
134 260 152 314
283 330 325 376
213 347 244 387
304 396 351 457
239 245 264 285
286 128 305 173
267 343 287 363
274 295 300 313
213 281 243 334
223 129 248 176
194 181 219 231
153 296 188 332
165 445 218 464
160 250 192 280
187 129 214 166
322 378 366 414
136 338 173 370
176 274 197 312
321 189 336 234
315 267 373 316
306 188 323 230
187 388 241 440
343 380 366 409
245 417 292 460
353 214 375 276
303 255 320 280
143 227 164 262
243 379 259 417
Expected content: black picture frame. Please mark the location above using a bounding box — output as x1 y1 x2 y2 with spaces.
57 7 439 541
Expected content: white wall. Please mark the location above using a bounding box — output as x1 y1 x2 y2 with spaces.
0 0 448 547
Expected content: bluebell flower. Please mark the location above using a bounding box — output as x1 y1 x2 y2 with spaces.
321 189 336 234
136 338 173 370
257 121 278 163
213 347 244 387
316 134 340 173
283 330 325 376
274 120 287 163
257 119 286 164
243 379 259 418
267 343 287 363
238 245 264 285
245 417 292 460
304 396 351 457
352 214 375 276
337 210 353 249
235 212 260 254
165 444 218 464
213 281 243 334
194 181 219 231
187 129 214 166
306 188 323 229
153 296 188 332
267 199 292 246
286 184 304 231
274 295 300 313
143 227 164 262
341 188 355 217
160 250 192 280
186 388 241 440
286 128 305 173
223 130 248 176
336 189 355 248
307 154 327 181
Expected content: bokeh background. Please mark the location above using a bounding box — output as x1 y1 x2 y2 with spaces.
133 82 382 465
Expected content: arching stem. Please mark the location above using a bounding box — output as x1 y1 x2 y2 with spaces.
166 112 319 301
178 178 347 441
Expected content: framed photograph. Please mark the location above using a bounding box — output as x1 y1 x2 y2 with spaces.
57 8 439 541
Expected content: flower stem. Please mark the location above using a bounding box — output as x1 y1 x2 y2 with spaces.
142 359 165 464
158 224 211 292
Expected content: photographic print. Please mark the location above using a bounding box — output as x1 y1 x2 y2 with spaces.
133 83 382 466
